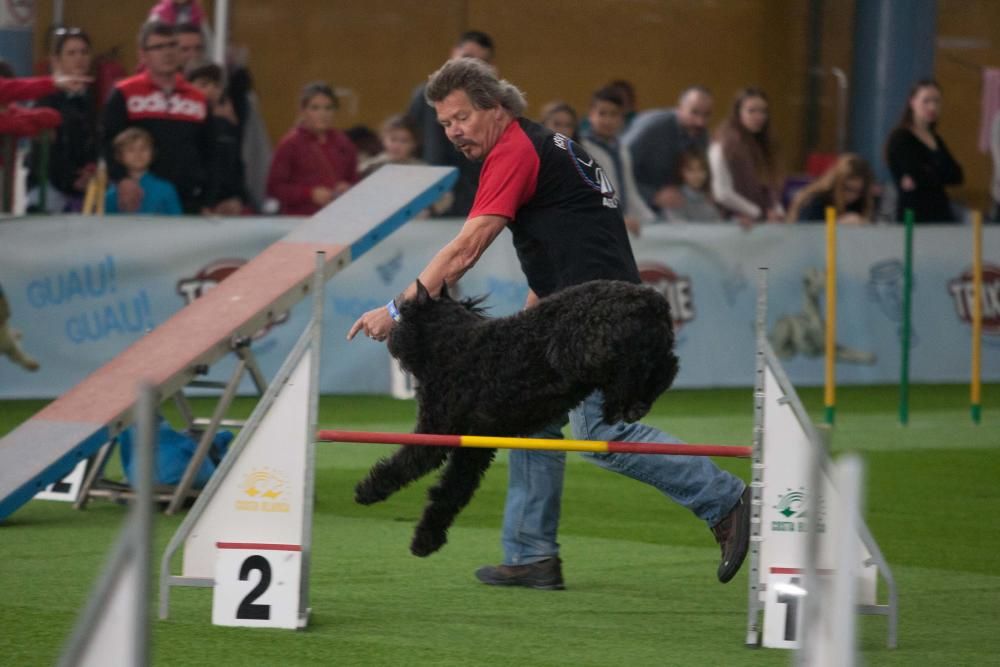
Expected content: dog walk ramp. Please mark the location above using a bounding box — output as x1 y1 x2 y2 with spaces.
0 165 457 522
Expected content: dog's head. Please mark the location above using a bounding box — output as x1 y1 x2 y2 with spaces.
387 280 488 377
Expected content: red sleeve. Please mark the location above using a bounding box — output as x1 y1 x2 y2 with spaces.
0 110 36 136
0 77 57 104
0 107 61 137
468 122 539 219
28 107 62 131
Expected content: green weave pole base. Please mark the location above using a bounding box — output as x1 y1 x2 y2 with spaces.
824 405 836 426
972 404 982 425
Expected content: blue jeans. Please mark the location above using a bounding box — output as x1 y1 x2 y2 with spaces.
500 391 745 565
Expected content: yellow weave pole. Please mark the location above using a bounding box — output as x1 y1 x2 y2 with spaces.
824 206 837 425
94 162 107 215
971 211 983 424
81 174 97 214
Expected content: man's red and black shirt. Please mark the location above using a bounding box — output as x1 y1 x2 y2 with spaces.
469 118 640 297
102 72 211 212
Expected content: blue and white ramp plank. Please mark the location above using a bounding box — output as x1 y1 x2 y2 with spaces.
0 165 457 522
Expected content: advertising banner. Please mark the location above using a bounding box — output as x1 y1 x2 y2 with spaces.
1 216 997 398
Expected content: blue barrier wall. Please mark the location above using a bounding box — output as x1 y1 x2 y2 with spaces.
1 217 998 397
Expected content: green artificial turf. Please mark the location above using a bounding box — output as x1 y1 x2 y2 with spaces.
0 384 998 665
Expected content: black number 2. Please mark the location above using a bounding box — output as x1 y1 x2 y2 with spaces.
236 555 272 620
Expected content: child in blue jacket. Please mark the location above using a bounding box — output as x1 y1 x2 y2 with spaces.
105 126 182 214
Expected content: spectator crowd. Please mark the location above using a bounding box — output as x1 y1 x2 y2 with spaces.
1 1 997 225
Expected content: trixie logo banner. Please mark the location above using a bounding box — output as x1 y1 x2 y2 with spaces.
638 263 695 329
947 264 1000 336
177 259 288 338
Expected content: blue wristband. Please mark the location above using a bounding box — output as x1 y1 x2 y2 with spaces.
386 298 401 322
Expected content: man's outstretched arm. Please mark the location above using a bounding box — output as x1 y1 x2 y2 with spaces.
347 214 508 341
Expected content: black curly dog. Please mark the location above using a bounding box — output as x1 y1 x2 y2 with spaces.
354 279 679 557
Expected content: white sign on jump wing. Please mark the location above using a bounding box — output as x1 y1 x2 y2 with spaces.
758 363 877 649
35 460 87 502
182 347 313 581
212 543 302 629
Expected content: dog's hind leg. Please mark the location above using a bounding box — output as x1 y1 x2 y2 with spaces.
354 445 450 505
410 448 496 557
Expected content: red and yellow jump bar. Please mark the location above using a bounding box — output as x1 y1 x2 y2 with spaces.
317 430 751 458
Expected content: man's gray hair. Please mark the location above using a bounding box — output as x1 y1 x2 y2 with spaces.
425 57 526 116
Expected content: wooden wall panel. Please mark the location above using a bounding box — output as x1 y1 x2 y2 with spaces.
468 0 807 176
34 1 151 70
227 1 465 141
936 0 1000 211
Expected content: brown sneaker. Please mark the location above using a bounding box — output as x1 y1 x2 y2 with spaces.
711 486 751 583
474 557 565 590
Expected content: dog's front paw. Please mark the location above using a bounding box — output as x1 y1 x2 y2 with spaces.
623 401 651 423
354 478 388 505
601 403 625 425
410 529 446 557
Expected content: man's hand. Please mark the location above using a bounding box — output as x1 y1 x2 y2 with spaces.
210 197 244 215
347 305 394 342
117 178 143 212
53 74 92 94
311 186 334 206
839 212 865 225
73 163 96 192
653 185 683 210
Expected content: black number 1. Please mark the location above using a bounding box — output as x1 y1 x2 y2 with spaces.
236 555 272 620
776 576 801 642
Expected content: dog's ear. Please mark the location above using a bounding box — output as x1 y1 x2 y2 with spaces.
439 282 451 300
414 279 430 304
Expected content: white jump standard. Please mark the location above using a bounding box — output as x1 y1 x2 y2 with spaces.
744 268 898 652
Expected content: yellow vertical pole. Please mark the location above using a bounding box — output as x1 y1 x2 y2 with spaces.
95 162 107 215
971 211 983 424
824 206 837 425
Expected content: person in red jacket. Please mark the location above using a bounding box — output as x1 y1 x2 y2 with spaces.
266 81 358 215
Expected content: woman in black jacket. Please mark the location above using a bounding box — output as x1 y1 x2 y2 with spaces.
885 79 963 223
28 27 98 212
